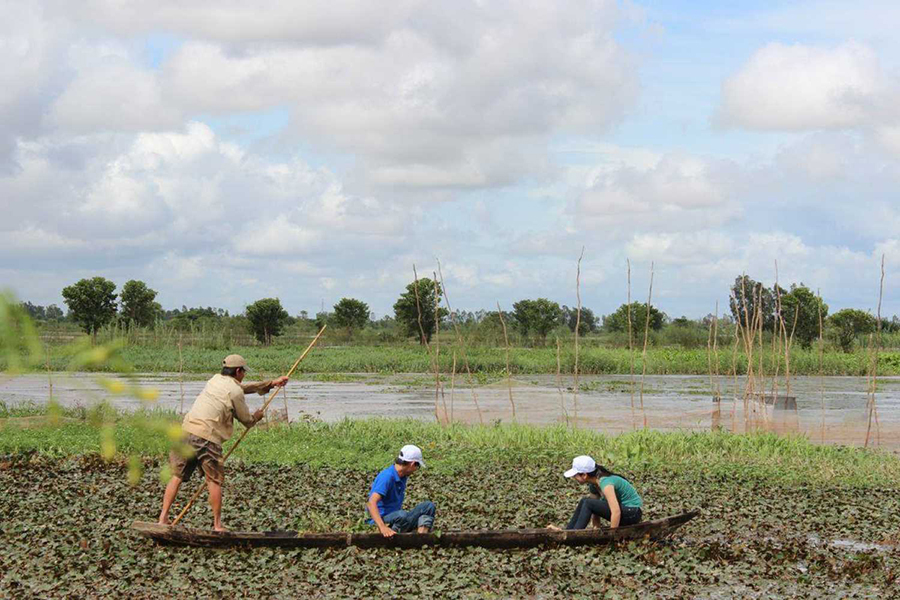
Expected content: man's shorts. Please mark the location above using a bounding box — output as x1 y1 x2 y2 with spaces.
169 434 224 485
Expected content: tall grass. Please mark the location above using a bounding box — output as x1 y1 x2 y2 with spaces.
2 407 898 485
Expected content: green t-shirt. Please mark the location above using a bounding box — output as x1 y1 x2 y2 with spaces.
589 475 642 509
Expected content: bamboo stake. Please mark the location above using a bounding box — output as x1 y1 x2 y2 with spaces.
436 260 484 424
626 259 636 430
450 351 457 424
412 265 441 424
178 335 185 414
433 275 447 424
497 302 516 421
171 326 326 527
556 337 569 426
638 262 653 429
281 384 289 424
865 255 885 447
574 247 584 430
817 288 825 444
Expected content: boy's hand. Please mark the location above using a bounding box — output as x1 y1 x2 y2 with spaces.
252 409 265 423
379 525 396 538
273 376 289 387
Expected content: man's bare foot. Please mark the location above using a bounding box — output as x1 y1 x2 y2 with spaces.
546 524 561 531
158 516 170 526
213 525 229 532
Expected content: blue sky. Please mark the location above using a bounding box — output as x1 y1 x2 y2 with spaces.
1 1 898 320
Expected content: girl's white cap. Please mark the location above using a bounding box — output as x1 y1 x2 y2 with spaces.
564 455 596 477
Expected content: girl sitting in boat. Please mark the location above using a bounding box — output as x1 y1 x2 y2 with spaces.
549 455 643 530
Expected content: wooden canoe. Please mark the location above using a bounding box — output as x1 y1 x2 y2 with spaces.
132 509 699 549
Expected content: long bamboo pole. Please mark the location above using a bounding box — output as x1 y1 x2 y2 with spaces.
171 326 327 526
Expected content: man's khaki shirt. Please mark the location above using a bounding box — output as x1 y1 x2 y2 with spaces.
182 374 275 445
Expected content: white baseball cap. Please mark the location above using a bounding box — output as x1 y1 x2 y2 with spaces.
398 444 426 467
564 455 596 478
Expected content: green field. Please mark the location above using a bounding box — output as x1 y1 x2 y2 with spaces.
20 340 900 377
2 410 898 597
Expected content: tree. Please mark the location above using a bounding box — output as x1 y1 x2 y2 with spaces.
245 298 289 345
61 277 118 343
779 284 828 348
561 305 599 336
45 304 64 321
120 280 161 328
393 278 448 344
20 301 45 320
332 298 370 339
603 302 665 340
512 298 561 343
729 275 776 331
828 308 875 352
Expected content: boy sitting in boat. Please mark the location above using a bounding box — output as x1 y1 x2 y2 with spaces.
548 455 643 530
157 354 287 531
366 444 435 537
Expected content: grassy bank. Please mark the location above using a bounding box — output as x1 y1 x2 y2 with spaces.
20 342 900 376
1 413 898 597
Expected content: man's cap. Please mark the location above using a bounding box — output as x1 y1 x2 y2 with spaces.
223 354 248 369
398 444 426 467
564 455 596 478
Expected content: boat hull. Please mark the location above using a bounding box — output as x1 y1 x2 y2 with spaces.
132 510 699 549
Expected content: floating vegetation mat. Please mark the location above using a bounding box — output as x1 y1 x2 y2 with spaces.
1 455 898 598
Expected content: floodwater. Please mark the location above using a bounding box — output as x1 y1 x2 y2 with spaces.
1 372 898 449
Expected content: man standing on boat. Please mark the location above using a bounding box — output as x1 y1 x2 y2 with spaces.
366 444 435 537
157 354 288 531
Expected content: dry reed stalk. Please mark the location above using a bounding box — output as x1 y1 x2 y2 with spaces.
626 259 636 430
497 302 517 421
755 287 769 424
178 335 185 414
556 337 569 426
712 302 720 399
412 265 442 424
45 342 53 404
865 255 885 447
436 260 484 424
707 309 714 399
450 351 457 423
817 288 825 443
638 262 653 429
281 384 289 424
573 247 584 428
784 302 799 400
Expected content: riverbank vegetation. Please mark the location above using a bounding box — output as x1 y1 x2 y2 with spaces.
2 410 898 597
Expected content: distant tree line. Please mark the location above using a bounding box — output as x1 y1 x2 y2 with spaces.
20 273 899 349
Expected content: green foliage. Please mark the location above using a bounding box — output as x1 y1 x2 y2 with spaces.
61 277 118 341
562 305 598 336
120 280 161 328
512 298 561 343
780 284 829 348
393 278 447 344
332 298 370 339
0 292 43 373
603 302 665 338
729 275 776 330
245 298 289 345
829 308 876 353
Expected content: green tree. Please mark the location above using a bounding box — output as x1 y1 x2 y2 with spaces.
560 305 599 336
393 278 447 344
245 298 289 345
45 304 64 321
729 275 776 330
603 302 665 340
332 298 370 339
120 280 161 328
828 308 875 353
780 285 828 348
512 298 561 343
61 277 118 343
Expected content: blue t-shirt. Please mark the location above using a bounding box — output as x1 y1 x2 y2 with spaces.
367 464 407 519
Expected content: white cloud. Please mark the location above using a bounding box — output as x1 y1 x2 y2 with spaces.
718 41 894 131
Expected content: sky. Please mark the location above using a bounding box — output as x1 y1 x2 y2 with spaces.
2 0 899 320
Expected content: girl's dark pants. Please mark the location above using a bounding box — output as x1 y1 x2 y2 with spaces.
566 497 642 530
